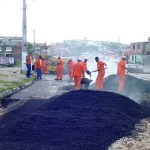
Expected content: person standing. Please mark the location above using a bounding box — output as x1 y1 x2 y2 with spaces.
73 58 84 90
81 58 88 78
95 57 107 90
66 58 74 80
35 55 42 80
55 57 63 80
41 58 47 74
26 52 32 78
117 56 128 93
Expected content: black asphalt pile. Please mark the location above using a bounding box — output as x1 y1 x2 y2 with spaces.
0 90 150 150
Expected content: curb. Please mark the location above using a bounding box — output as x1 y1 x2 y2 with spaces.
0 80 35 100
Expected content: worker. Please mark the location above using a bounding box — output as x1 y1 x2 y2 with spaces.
55 57 63 80
41 58 47 74
73 58 84 90
26 52 32 78
35 55 42 80
66 58 74 80
94 57 107 90
117 56 128 93
81 58 88 78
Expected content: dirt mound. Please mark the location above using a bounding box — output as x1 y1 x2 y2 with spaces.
0 90 149 150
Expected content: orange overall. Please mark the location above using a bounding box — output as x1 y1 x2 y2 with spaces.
67 59 74 79
117 59 126 92
96 61 105 90
73 62 84 90
81 61 87 78
56 59 63 80
41 60 47 74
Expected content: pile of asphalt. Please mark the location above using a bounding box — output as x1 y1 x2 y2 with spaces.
0 90 149 150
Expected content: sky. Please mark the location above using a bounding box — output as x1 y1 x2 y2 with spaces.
0 0 150 44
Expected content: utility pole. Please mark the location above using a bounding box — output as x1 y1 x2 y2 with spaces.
22 0 27 71
118 34 120 61
33 30 35 51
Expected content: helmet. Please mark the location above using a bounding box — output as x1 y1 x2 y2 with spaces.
121 56 126 59
77 57 81 61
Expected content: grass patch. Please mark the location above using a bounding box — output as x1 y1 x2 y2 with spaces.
0 74 8 77
0 76 34 92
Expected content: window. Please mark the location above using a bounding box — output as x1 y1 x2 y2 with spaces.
138 44 140 49
6 47 12 51
133 45 135 49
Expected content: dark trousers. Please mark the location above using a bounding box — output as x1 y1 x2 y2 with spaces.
26 64 31 78
36 68 42 79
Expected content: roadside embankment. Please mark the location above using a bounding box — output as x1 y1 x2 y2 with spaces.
0 67 35 100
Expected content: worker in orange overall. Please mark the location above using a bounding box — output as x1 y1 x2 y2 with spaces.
81 58 88 78
94 57 107 90
55 57 63 80
41 58 47 74
35 55 42 80
73 58 84 90
26 52 32 78
66 58 74 80
117 56 128 93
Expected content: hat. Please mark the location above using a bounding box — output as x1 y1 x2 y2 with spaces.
121 56 126 59
77 57 81 61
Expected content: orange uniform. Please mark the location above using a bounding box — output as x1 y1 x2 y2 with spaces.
41 60 47 74
35 58 41 69
81 60 87 78
117 59 126 92
67 59 74 79
56 58 63 80
81 61 87 71
26 55 31 64
96 61 105 90
73 61 84 90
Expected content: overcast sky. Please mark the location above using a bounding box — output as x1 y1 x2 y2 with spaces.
0 0 150 44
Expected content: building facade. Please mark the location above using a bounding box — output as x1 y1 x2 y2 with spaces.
130 41 150 64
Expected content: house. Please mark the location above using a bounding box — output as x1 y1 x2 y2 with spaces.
130 39 150 64
0 36 22 64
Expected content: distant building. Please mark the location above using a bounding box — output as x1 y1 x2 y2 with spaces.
130 39 150 64
0 36 22 62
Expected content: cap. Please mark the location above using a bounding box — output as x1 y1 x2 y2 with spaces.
121 56 126 59
77 57 81 61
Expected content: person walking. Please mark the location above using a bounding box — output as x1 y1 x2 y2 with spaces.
73 58 84 90
66 58 74 80
35 55 42 80
55 57 63 80
117 56 128 93
26 52 32 78
95 57 107 90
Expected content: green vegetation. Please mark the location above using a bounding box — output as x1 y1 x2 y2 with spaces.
0 76 34 92
0 74 8 77
15 61 22 67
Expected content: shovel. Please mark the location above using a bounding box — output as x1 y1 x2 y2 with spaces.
86 67 108 77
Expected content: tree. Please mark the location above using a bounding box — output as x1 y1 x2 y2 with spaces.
27 42 33 53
